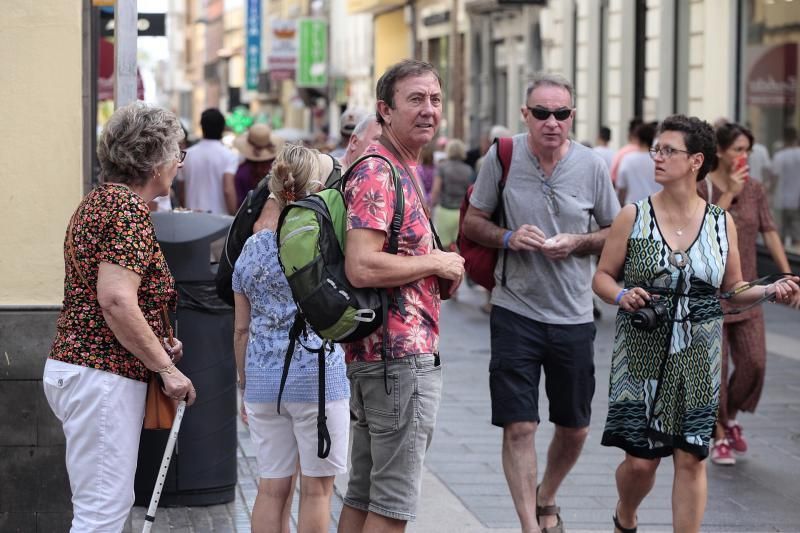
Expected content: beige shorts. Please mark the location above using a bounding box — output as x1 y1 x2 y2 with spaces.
244 399 350 478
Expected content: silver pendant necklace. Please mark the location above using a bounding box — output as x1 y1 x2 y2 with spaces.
670 198 700 236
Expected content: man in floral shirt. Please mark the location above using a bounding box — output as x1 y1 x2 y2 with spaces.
337 60 465 533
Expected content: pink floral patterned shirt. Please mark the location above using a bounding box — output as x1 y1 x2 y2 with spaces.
343 144 440 363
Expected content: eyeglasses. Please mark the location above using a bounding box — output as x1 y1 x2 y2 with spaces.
541 181 559 216
527 106 573 121
177 150 187 163
649 146 692 160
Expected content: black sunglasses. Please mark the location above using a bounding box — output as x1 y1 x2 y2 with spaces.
177 150 187 163
527 106 573 121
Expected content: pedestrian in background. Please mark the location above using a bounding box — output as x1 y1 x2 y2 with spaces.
330 108 367 160
430 138 474 254
463 72 619 533
593 114 799 532
43 101 196 532
230 123 285 212
418 142 437 206
176 108 238 214
772 126 800 250
610 117 644 184
700 121 799 466
616 121 660 205
593 125 615 170
338 114 382 169
337 59 464 533
233 144 350 533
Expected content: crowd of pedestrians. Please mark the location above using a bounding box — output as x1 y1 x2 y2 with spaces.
43 59 800 533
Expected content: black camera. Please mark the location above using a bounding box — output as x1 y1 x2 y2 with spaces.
630 299 670 331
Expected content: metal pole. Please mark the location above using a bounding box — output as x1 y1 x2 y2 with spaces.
115 0 138 107
142 401 187 533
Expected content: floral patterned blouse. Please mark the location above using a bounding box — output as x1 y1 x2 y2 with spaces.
49 184 176 382
343 144 440 364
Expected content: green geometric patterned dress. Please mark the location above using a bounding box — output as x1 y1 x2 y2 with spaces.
602 198 728 459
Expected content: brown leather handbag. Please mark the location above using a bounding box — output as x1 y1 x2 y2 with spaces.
67 208 177 429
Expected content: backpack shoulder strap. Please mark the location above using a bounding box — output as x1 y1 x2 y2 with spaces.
495 137 513 188
336 153 405 255
493 137 513 288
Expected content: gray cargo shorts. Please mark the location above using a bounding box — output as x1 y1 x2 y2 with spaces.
343 354 442 521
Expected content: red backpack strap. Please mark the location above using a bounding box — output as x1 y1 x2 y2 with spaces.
495 137 513 186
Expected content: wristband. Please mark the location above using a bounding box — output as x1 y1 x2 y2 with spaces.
614 288 628 305
502 231 513 249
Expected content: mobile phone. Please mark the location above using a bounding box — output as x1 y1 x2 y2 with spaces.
735 154 749 182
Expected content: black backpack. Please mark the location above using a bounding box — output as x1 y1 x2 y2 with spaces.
215 155 342 305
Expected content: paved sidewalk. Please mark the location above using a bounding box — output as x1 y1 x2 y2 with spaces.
126 286 800 532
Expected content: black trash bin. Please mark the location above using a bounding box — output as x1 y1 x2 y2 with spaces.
134 211 237 506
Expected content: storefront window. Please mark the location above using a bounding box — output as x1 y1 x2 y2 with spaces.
741 0 800 253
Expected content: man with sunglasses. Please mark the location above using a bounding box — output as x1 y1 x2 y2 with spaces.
462 72 619 533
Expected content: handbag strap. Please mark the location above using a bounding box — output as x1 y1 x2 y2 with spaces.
66 206 173 341
378 136 444 251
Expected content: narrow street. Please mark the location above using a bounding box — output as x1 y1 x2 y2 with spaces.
128 284 800 532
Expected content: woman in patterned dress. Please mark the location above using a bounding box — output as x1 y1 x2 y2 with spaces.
232 144 350 533
699 122 799 465
593 115 799 533
43 102 196 532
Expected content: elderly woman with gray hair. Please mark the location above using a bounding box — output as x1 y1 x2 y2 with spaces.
43 101 196 532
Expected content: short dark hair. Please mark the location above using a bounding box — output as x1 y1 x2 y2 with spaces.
375 60 442 125
598 126 611 143
635 121 658 148
785 126 798 144
200 108 226 140
715 122 754 152
658 114 717 181
628 117 643 136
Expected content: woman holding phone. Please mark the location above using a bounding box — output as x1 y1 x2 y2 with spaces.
699 121 800 466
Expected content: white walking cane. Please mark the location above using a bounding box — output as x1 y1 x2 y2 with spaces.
142 400 187 533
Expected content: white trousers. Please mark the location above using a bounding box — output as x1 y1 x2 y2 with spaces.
43 358 147 533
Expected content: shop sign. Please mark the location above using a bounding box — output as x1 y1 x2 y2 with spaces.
296 19 327 88
746 43 797 108
100 12 165 37
268 19 297 82
246 0 261 91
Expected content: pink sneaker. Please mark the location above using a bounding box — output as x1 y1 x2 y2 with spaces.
726 422 748 454
711 439 736 465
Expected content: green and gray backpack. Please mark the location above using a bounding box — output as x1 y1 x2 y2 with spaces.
274 154 404 457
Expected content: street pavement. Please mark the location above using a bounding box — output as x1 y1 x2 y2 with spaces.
125 284 800 532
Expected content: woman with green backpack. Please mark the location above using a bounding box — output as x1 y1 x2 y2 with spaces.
232 144 350 533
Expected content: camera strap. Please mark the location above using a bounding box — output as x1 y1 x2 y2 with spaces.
636 272 795 322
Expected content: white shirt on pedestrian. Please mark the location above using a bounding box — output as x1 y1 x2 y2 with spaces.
593 145 615 170
748 143 770 182
772 146 800 210
616 150 661 205
177 139 238 214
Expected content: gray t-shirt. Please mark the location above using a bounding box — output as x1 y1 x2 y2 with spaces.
470 134 619 324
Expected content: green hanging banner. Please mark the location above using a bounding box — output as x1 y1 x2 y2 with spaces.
296 18 327 88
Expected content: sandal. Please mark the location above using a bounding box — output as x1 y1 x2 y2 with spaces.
536 485 564 533
613 501 637 533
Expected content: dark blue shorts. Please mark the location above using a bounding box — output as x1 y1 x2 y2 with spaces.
489 306 596 428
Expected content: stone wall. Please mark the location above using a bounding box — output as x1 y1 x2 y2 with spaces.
0 309 71 532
